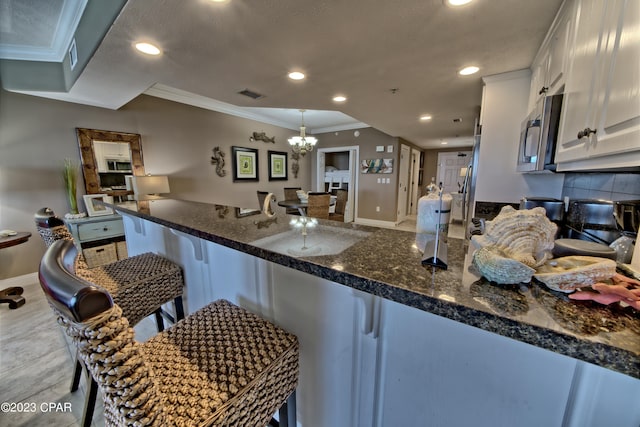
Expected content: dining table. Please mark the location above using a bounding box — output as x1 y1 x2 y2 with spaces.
277 197 336 216
0 231 31 309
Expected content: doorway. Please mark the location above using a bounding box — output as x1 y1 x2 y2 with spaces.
436 151 472 194
408 148 421 215
316 146 359 223
396 144 410 223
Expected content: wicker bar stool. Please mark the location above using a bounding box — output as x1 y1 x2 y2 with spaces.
34 208 185 427
39 240 299 427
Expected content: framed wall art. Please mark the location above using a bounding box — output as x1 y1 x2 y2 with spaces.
361 158 393 174
83 194 114 217
232 146 259 182
268 150 288 181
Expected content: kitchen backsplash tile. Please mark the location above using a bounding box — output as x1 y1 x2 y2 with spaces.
562 172 640 202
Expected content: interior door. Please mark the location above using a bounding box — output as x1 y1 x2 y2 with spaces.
396 145 410 223
437 152 471 194
409 148 421 215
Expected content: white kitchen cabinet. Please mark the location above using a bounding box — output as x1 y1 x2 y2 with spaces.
95 141 131 172
588 0 640 159
528 1 573 111
556 0 640 169
119 212 640 427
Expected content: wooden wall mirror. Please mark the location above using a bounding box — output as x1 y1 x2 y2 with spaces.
76 128 146 200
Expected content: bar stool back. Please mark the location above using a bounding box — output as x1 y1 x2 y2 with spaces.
39 240 299 427
34 208 185 427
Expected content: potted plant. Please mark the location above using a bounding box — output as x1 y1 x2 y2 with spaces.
62 158 80 216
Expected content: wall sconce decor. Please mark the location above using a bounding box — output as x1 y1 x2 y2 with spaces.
249 132 275 143
291 150 300 178
211 146 226 177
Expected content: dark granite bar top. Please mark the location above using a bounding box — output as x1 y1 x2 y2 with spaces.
111 199 639 378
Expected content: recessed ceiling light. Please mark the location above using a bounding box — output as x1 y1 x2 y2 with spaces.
288 71 305 80
446 0 473 6
420 115 432 121
441 141 448 145
459 66 479 76
209 0 229 2
135 42 161 56
333 95 347 102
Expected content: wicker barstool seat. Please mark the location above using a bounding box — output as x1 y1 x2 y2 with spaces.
34 208 186 427
39 240 299 427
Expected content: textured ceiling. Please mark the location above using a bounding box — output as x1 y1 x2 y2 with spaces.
1 0 563 148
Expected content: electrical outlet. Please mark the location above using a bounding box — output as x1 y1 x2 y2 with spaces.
386 178 390 184
376 206 380 212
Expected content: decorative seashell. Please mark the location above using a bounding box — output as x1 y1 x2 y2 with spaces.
472 245 536 284
533 256 617 293
471 206 556 268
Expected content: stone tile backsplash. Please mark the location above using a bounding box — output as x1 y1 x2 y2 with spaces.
562 173 640 202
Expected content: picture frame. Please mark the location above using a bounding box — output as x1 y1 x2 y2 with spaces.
268 150 288 181
83 194 114 217
235 207 261 218
360 158 393 174
232 146 259 182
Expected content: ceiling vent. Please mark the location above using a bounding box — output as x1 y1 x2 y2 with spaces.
238 89 264 100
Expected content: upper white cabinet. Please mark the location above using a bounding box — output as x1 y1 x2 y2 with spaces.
556 0 640 170
528 1 573 111
95 141 131 172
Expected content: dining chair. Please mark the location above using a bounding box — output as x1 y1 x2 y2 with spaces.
306 192 331 219
329 189 348 222
39 239 299 427
284 187 302 215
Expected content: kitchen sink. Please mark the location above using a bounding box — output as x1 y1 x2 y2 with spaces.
250 224 370 257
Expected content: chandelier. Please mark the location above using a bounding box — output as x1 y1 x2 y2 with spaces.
288 109 317 156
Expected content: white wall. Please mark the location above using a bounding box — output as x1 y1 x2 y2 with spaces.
475 70 565 204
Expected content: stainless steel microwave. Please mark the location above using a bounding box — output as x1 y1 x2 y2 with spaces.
516 93 563 173
106 159 132 172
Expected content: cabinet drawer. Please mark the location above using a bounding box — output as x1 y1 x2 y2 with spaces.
77 218 124 241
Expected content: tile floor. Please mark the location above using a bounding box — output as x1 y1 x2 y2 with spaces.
0 274 155 427
0 217 465 427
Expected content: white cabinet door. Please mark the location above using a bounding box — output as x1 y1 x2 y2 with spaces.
528 0 573 111
374 298 576 427
547 7 572 94
556 0 608 163
528 50 549 111
589 0 640 159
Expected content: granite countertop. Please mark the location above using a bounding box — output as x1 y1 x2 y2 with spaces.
111 199 640 378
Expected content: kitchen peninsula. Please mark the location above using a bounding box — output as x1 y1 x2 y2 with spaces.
112 199 639 427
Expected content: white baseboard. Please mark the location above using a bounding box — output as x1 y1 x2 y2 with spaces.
353 217 397 228
0 272 39 287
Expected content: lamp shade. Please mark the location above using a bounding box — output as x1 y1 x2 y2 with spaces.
132 175 170 200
